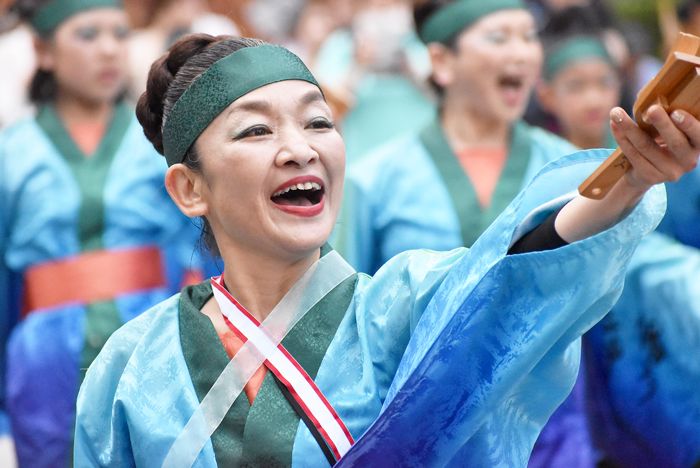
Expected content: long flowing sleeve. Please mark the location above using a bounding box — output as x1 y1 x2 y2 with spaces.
335 149 666 468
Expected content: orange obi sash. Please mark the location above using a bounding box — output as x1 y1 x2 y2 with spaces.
23 246 165 316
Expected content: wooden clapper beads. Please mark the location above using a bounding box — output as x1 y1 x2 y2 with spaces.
579 32 700 199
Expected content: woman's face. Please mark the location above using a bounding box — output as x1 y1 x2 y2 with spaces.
539 59 620 146
439 9 542 124
37 8 130 105
193 80 345 262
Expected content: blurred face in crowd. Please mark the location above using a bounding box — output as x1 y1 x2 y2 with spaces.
35 8 130 105
538 58 620 148
177 80 346 264
431 9 543 125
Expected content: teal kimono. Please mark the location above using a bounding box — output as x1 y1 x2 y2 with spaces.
74 151 665 467
0 104 200 467
334 118 577 275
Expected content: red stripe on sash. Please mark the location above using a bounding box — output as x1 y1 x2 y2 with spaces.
212 275 354 460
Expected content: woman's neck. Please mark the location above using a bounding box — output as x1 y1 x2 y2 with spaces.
441 97 511 152
220 246 321 322
54 93 113 126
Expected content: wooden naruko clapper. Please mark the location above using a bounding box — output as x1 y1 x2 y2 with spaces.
579 32 700 199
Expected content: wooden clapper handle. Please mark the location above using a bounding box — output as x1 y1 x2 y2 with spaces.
579 32 700 199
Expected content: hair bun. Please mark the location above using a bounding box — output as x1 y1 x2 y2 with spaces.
136 33 218 155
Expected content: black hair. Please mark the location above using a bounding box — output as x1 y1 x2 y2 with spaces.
10 0 60 104
413 0 462 98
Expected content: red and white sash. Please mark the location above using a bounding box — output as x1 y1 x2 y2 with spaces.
162 250 356 468
211 275 354 459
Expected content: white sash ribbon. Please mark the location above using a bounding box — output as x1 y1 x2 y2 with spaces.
162 250 355 468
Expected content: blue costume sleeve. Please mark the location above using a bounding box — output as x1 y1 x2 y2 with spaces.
335 150 666 468
584 231 700 468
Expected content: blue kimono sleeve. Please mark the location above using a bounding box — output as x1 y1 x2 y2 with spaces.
335 149 667 468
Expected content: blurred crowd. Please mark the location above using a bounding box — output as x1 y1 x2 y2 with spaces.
3 0 700 145
1 0 700 467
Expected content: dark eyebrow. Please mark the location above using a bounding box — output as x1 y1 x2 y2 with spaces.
300 88 325 106
224 86 324 120
233 100 271 113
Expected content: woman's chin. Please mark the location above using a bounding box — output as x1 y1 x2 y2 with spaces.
270 222 333 257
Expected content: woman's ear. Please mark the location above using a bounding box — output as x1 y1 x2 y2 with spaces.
165 164 209 218
428 42 456 88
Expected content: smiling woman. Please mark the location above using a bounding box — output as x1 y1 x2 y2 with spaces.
72 31 700 468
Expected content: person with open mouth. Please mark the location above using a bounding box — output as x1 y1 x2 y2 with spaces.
73 28 700 468
333 0 579 276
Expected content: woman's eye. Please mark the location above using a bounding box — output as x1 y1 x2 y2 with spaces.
234 125 270 139
307 118 335 130
484 31 507 44
524 29 538 42
76 27 99 40
114 26 130 39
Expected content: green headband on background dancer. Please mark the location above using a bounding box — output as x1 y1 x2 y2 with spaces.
418 0 525 44
162 44 322 167
544 37 614 81
29 0 123 36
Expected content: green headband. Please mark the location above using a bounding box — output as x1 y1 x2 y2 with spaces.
544 37 613 81
419 0 525 45
30 0 122 35
162 44 322 167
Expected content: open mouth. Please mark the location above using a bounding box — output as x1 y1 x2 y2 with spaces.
498 74 524 92
271 181 324 207
497 73 527 106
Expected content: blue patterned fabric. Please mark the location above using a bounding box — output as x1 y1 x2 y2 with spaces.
583 231 700 468
74 150 665 467
0 114 200 467
657 165 700 249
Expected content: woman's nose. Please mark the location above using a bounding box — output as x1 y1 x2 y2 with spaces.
276 127 319 167
98 32 121 56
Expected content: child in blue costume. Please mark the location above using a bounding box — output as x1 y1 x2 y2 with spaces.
0 1 201 466
73 30 700 468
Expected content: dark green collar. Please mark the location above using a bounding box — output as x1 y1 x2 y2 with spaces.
419 118 533 247
36 102 132 251
179 248 356 467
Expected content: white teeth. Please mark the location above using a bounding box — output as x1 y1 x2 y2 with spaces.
272 181 323 198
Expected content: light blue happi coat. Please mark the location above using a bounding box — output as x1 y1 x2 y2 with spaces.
74 150 665 467
333 119 577 275
0 107 200 467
